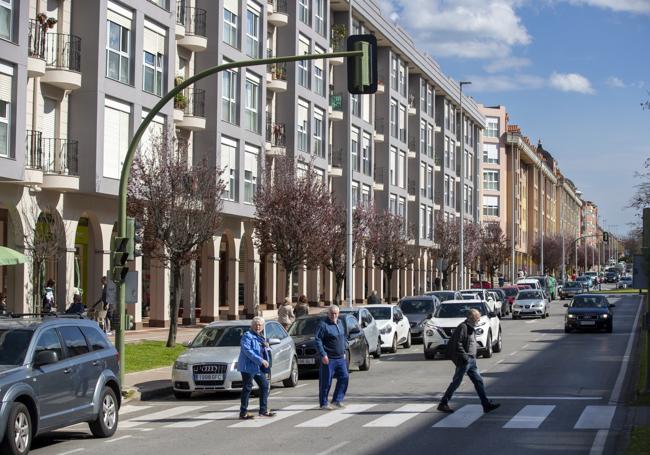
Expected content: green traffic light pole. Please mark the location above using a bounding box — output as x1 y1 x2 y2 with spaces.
114 49 364 386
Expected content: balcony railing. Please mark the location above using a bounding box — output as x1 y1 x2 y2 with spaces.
269 0 288 13
374 166 385 183
44 33 81 71
42 138 79 176
330 147 344 168
266 113 286 147
408 180 417 196
28 19 47 59
177 89 205 117
26 130 43 169
329 93 343 112
178 5 207 37
375 117 385 133
267 61 287 81
176 0 186 25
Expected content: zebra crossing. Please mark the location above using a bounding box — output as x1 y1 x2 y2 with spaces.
116 402 617 432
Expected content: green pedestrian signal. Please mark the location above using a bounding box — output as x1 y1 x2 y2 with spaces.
111 236 129 283
347 34 378 95
603 232 609 243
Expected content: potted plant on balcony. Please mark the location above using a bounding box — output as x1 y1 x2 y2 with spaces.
331 24 347 51
174 92 187 110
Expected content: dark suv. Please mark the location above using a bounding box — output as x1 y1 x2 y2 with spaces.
0 315 121 454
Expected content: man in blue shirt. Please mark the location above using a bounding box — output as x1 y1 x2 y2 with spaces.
315 304 348 410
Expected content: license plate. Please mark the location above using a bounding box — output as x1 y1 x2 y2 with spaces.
298 358 316 365
580 321 596 326
195 374 224 381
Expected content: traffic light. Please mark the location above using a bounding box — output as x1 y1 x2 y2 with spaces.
603 231 609 243
111 236 129 284
347 34 378 95
133 219 144 258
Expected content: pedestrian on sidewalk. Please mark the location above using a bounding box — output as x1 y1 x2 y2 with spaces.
438 309 500 414
237 317 276 420
315 304 348 410
42 279 55 313
367 290 380 305
277 297 295 331
65 292 86 315
294 295 309 319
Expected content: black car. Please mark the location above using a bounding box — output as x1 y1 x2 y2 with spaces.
564 294 615 333
604 271 619 283
288 314 370 375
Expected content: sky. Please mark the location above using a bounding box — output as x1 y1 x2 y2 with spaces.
377 0 650 236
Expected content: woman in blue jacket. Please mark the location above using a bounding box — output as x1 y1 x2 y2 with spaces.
237 317 276 419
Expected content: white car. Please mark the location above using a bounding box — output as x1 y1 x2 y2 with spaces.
460 289 502 317
512 289 549 319
423 300 502 360
365 304 411 353
516 278 542 290
618 276 633 288
171 321 299 399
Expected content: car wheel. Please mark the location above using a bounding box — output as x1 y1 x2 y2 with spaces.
173 390 192 400
424 348 436 360
483 333 493 358
564 326 571 333
541 312 546 319
606 323 613 333
282 358 299 387
372 337 382 359
359 345 371 371
389 334 398 353
0 402 32 455
493 329 503 353
403 332 412 348
89 386 119 438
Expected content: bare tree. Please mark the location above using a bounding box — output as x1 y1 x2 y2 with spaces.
364 207 413 304
629 158 650 211
430 215 482 289
128 134 224 347
479 223 510 286
621 226 642 257
531 235 564 275
254 157 332 304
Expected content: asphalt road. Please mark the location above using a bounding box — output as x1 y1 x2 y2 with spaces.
31 289 643 455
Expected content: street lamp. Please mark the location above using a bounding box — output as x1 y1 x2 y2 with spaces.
458 80 471 288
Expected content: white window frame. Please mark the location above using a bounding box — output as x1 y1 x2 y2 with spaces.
221 136 238 201
244 73 260 133
483 170 500 190
483 195 499 217
222 65 238 124
314 0 325 35
427 123 434 157
0 0 12 42
486 117 499 138
297 35 310 89
313 107 324 158
390 99 398 138
483 143 499 164
0 100 9 158
143 50 163 96
313 45 325 96
244 144 259 204
106 19 131 84
399 104 406 142
245 5 260 58
223 6 239 49
298 0 311 25
351 126 359 172
297 99 309 153
389 146 397 186
362 132 371 176
391 55 398 90
398 150 406 189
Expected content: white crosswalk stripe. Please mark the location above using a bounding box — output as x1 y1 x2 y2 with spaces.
229 404 317 428
119 405 152 416
120 406 205 429
363 403 435 428
503 405 555 429
165 406 241 428
433 405 484 428
574 405 616 429
296 404 377 428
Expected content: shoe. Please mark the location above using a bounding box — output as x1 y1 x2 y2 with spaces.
332 402 345 409
320 404 334 411
437 403 454 413
483 403 501 413
239 413 255 420
258 411 276 417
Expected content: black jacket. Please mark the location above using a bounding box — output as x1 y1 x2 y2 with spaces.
446 320 476 366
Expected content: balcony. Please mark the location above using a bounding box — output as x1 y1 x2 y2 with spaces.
376 81 385 94
175 89 206 131
408 96 417 116
265 114 286 157
373 166 385 191
328 147 343 177
41 137 79 191
267 0 289 27
42 33 82 90
329 93 344 121
374 118 385 143
408 180 417 202
266 61 287 92
24 130 44 185
177 6 207 52
329 28 346 65
27 20 46 77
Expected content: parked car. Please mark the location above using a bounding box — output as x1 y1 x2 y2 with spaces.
585 271 599 284
460 289 502 317
425 290 463 302
288 314 370 373
0 315 121 455
365 305 411 353
516 278 542 290
471 281 493 289
487 290 506 316
423 300 502 360
564 294 615 333
512 290 549 319
398 295 441 343
618 276 633 289
559 281 585 299
490 288 509 315
575 275 594 290
516 283 533 290
498 286 519 314
338 306 381 358
172 321 298 398
604 270 619 283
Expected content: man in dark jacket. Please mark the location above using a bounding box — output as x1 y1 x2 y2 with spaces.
438 309 500 414
315 304 348 410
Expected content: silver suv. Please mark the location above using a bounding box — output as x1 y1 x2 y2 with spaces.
0 315 121 454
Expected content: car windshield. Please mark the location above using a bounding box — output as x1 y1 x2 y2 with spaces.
191 326 247 347
288 318 324 336
430 292 456 302
530 277 547 286
0 329 33 366
517 291 543 300
566 281 580 287
461 294 477 300
367 307 392 320
435 303 486 318
571 296 609 308
576 277 589 282
501 287 518 296
400 300 434 314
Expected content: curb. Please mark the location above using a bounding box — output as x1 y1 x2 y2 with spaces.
140 384 173 401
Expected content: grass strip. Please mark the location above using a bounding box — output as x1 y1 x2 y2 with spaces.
124 340 187 374
628 426 650 455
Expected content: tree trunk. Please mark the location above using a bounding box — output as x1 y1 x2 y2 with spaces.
284 266 292 303
442 270 449 290
167 264 181 347
334 275 342 304
385 270 393 304
33 259 41 313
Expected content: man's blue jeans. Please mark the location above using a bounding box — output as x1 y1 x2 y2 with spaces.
440 357 489 407
319 357 349 407
240 372 269 416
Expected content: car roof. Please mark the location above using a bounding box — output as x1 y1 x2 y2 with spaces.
206 320 265 328
441 299 484 305
365 304 396 308
400 295 436 301
0 315 101 330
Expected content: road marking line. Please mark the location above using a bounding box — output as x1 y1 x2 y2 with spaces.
230 404 316 428
296 404 376 428
496 359 504 364
525 319 538 324
294 384 307 389
575 406 616 429
433 405 483 428
105 435 133 443
270 391 283 396
285 394 603 401
503 405 555 429
590 430 608 455
509 351 518 356
58 449 85 455
522 344 529 349
363 403 434 428
317 441 350 455
119 405 152 416
165 406 240 428
119 405 205 429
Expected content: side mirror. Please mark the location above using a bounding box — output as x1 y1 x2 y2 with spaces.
34 350 58 368
182 341 191 348
563 303 569 307
267 338 281 346
487 312 496 318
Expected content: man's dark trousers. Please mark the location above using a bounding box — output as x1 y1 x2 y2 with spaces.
440 357 489 407
319 357 349 407
240 372 269 415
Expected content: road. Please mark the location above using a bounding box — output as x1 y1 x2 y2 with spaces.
31 290 643 455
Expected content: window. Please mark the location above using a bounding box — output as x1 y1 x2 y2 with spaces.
351 127 359 172
142 22 165 96
351 94 360 117
398 150 406 188
444 101 450 129
33 329 63 362
399 62 406 97
399 104 406 142
398 196 406 220
223 3 239 48
483 170 500 190
362 94 370 122
420 204 426 238
244 73 260 132
427 85 434 116
450 139 456 173
298 0 311 25
352 181 359 208
0 0 12 41
483 143 499 164
427 123 434 157
244 144 258 203
427 206 433 239
106 5 132 84
486 117 499 138
80 326 109 351
427 165 434 199
389 146 397 186
419 163 426 196
483 195 499 217
444 136 449 168
103 98 131 179
245 3 261 58
313 107 324 158
419 120 426 151
298 35 310 88
221 136 237 201
468 152 473 179
420 80 426 112
390 99 398 138
362 184 371 205
222 65 238 124
0 63 11 158
297 99 309 153
59 326 90 357
464 184 469 213
444 175 450 206
314 0 325 35
362 132 371 176
389 193 397 214
464 150 469 179
139 110 165 161
391 55 398 90
450 176 455 208
313 45 325 96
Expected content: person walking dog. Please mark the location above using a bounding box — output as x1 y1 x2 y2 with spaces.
237 317 276 419
315 304 349 410
438 309 500 414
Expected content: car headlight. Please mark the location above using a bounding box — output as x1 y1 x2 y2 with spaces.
174 361 189 370
425 329 434 337
475 328 484 335
567 314 576 319
231 361 239 370
380 325 392 335
600 314 609 319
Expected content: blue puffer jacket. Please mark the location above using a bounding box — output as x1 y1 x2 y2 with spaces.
237 330 270 375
